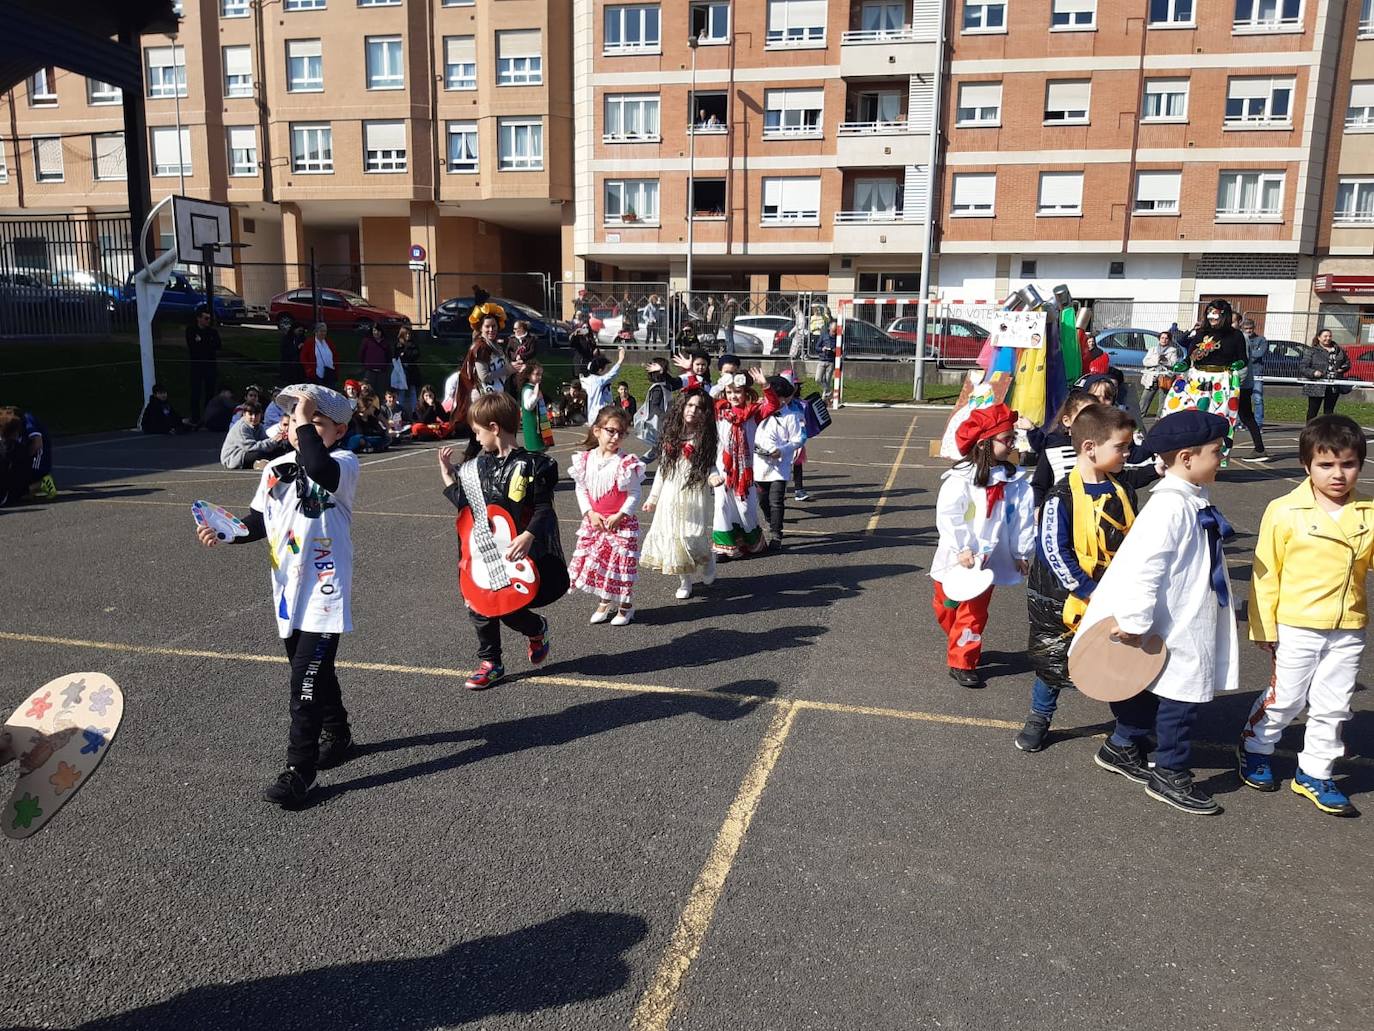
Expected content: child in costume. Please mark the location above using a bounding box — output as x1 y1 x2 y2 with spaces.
567 406 646 626
1031 389 1160 510
195 384 360 808
1238 415 1371 816
439 392 565 690
641 389 722 599
932 403 1036 689
579 349 626 424
1018 404 1139 752
754 375 806 550
1071 409 1238 816
712 367 780 559
517 361 555 453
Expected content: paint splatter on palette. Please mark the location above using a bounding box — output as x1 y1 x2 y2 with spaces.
192 500 249 542
3 673 124 840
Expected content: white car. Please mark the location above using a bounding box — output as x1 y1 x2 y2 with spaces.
728 314 800 355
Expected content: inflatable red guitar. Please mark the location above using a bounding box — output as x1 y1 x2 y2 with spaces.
456 460 540 617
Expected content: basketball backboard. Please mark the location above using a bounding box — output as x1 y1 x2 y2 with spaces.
172 195 233 268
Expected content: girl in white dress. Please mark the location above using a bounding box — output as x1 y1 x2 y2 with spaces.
712 367 779 558
641 389 722 599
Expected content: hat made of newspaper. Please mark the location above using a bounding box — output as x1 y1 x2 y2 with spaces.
276 384 356 426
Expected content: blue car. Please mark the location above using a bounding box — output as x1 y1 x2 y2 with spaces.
123 269 247 324
1094 327 1156 371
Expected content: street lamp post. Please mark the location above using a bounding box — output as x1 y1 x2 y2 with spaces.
685 34 699 329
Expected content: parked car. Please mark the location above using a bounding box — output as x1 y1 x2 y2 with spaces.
1259 339 1309 379
1093 327 1157 371
1336 343 1374 383
838 318 908 358
125 269 248 324
714 327 784 356
885 316 990 366
271 287 409 334
50 270 126 312
729 314 800 355
429 295 568 348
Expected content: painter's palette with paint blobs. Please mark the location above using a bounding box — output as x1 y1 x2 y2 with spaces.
3 673 124 839
192 500 249 542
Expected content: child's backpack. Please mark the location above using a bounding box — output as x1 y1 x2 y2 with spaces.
803 391 832 438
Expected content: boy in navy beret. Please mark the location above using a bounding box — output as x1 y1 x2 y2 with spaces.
1069 410 1239 815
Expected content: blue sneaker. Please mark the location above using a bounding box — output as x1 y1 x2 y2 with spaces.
1291 770 1359 816
1236 744 1279 792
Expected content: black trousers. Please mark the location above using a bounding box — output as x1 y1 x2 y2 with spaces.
645 323 661 346
189 360 217 421
1109 693 1198 772
792 463 804 490
469 606 545 663
1307 389 1340 421
758 480 786 538
1237 388 1265 452
284 631 349 775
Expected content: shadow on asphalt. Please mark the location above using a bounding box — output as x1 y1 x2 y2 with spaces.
60 911 646 1030
308 684 775 804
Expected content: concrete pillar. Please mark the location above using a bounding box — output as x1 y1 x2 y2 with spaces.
281 202 306 290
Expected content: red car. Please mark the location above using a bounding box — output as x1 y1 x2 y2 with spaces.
885 316 990 366
270 287 411 334
1340 343 1374 383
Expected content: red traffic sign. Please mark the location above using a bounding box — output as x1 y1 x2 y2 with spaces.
408 244 426 262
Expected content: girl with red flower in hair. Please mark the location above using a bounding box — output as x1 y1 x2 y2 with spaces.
711 366 779 559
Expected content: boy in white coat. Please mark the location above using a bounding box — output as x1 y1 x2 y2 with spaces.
754 376 807 550
1071 409 1239 815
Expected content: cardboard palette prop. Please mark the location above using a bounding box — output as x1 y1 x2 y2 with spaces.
192 500 249 542
3 673 124 839
1068 618 1168 702
939 562 996 603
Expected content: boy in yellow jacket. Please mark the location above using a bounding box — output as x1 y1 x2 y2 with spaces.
1239 415 1372 816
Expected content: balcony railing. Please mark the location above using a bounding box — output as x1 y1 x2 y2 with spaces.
1362 18 1374 37
841 28 919 44
834 209 920 224
1346 113 1374 132
687 123 728 135
838 120 914 135
1215 206 1282 220
1334 211 1374 226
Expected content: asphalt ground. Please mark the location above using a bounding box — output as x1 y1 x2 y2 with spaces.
0 408 1370 1031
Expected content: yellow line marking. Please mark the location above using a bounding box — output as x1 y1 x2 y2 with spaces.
629 701 799 1031
865 411 920 535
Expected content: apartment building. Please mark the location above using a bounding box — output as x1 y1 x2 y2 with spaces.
566 0 943 297
936 0 1347 326
0 0 572 315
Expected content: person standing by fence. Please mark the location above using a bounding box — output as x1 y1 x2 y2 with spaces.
394 326 421 416
642 294 663 347
1302 329 1353 422
186 307 221 426
359 324 391 398
1242 318 1268 426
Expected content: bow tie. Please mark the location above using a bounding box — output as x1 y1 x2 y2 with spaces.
1198 505 1236 607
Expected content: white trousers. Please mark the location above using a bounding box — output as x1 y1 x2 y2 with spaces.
1241 624 1364 779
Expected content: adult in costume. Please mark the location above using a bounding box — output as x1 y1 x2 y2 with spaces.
1161 299 1248 452
445 290 510 424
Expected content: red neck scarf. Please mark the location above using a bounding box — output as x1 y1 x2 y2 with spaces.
719 401 755 498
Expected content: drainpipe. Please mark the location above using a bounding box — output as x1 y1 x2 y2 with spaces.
912 0 946 401
1120 5 1150 255
252 0 275 200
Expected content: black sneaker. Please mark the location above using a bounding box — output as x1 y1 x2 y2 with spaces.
1014 713 1052 753
948 666 982 689
1146 768 1221 815
1094 739 1151 784
263 766 315 808
317 727 354 770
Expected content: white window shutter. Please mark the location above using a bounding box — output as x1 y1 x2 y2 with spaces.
1039 172 1083 207
289 39 322 59
908 76 934 126
224 47 252 78
94 134 126 178
1047 80 1090 110
446 36 476 63
366 121 406 151
1350 81 1374 107
1136 170 1179 203
498 29 541 58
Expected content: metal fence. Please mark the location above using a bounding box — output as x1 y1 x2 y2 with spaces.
0 215 136 338
433 272 551 320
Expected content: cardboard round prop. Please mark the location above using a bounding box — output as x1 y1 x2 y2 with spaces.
939 562 996 603
1068 618 1168 702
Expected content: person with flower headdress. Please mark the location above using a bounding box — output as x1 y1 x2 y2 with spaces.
711 366 780 559
444 288 512 425
932 403 1036 689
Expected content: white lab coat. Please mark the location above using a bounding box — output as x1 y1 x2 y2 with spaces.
753 406 806 482
1070 474 1239 703
932 463 1036 587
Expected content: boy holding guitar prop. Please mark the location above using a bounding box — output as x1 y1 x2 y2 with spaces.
439 392 567 690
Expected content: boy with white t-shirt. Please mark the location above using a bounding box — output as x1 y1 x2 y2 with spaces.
196 385 360 808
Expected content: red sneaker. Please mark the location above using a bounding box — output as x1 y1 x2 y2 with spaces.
464 660 505 691
527 619 551 665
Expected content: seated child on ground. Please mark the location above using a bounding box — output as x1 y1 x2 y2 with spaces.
411 384 454 441
141 384 192 434
344 387 390 453
201 388 237 433
220 402 289 470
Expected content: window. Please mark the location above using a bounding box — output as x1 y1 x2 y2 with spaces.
604 94 661 141
497 30 543 86
690 91 728 131
1142 78 1189 121
443 0 475 5
1148 0 1193 25
0 144 7 184
1346 82 1374 131
767 0 827 45
150 127 192 176
860 2 905 33
604 5 661 52
447 121 478 172
32 137 62 182
498 118 543 170
1234 0 1301 30
444 38 476 90
29 68 57 106
764 88 824 137
359 0 400 5
963 1 1007 31
1133 170 1181 213
691 1 730 42
1216 170 1284 219
1225 77 1294 125
286 40 323 92
951 172 996 215
691 179 726 217
955 82 1002 126
87 79 122 106
223 46 253 98
291 123 333 173
854 90 902 123
1020 259 1037 277
366 36 404 90
853 178 900 214
285 0 326 10
227 126 257 176
604 179 660 223
1108 261 1126 278
1051 0 1096 28
93 133 126 181
1037 171 1084 214
222 0 248 16
146 46 187 98
1044 80 1090 123
1363 0 1374 36
364 121 406 172
1335 178 1374 225
761 177 821 223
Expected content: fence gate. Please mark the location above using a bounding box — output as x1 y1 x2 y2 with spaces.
554 281 672 348
0 214 135 339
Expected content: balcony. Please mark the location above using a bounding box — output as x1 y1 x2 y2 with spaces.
832 210 926 251
839 4 939 78
836 124 927 166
